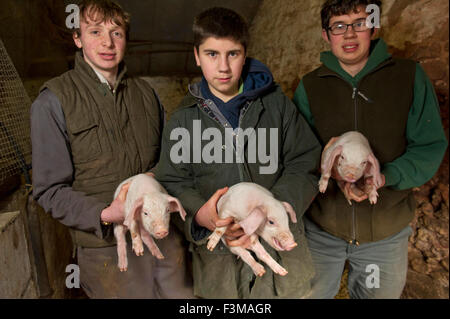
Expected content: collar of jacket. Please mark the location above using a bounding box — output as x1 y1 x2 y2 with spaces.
182 81 280 107
177 81 271 130
318 38 393 86
73 51 128 92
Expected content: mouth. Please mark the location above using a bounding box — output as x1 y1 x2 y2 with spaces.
217 77 232 83
342 44 359 53
273 237 298 251
272 237 285 251
99 53 116 60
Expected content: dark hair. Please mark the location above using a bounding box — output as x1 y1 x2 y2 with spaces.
321 0 382 30
73 0 131 40
193 7 249 52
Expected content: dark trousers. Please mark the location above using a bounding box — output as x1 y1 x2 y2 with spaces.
77 225 196 298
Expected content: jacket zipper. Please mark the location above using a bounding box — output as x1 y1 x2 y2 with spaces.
351 87 358 246
236 101 253 182
194 98 253 182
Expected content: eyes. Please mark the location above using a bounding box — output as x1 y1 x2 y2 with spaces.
205 51 241 58
89 29 124 38
329 18 368 34
267 219 275 225
337 155 345 166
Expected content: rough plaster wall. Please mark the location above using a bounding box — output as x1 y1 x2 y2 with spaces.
248 0 449 299
142 76 201 117
248 0 328 97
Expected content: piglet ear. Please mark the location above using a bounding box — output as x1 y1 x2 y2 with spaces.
239 206 266 235
124 197 143 228
282 202 297 223
167 196 186 221
367 153 383 188
321 145 343 176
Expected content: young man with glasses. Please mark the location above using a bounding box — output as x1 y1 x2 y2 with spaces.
293 0 447 298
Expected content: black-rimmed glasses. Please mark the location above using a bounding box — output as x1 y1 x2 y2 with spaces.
327 19 369 35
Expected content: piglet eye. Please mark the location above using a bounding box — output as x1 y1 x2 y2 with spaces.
268 220 274 225
144 212 148 216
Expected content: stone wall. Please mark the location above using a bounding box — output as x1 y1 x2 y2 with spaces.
248 0 449 298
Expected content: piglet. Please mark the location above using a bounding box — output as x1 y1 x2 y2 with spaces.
207 182 298 277
318 131 383 205
113 173 186 272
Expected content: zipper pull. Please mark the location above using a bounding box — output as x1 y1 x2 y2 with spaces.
352 87 357 99
358 91 374 103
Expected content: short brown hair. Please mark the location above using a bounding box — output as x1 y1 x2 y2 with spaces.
73 0 131 40
193 7 249 52
321 0 382 30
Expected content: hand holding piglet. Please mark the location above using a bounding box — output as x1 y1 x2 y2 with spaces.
100 183 130 224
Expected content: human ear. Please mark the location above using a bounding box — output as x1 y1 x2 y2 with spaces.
73 32 82 49
371 27 379 39
194 47 200 66
321 29 331 43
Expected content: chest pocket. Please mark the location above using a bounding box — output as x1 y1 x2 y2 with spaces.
69 121 102 163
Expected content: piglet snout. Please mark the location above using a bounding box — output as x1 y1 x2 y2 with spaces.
344 173 357 183
272 233 297 251
284 242 298 251
154 230 168 239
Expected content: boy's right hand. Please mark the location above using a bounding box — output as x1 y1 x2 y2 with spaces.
195 187 230 231
195 186 251 248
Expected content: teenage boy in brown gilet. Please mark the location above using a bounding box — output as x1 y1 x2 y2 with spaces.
293 0 447 298
31 0 194 298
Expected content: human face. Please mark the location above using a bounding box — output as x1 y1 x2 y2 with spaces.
194 37 246 102
73 13 126 79
322 6 378 76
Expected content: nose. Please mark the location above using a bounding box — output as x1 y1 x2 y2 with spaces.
284 241 298 251
102 33 113 47
155 229 168 238
218 55 230 73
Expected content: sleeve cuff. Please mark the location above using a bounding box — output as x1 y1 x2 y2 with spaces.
181 196 211 245
95 203 109 239
190 218 211 243
381 165 401 188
